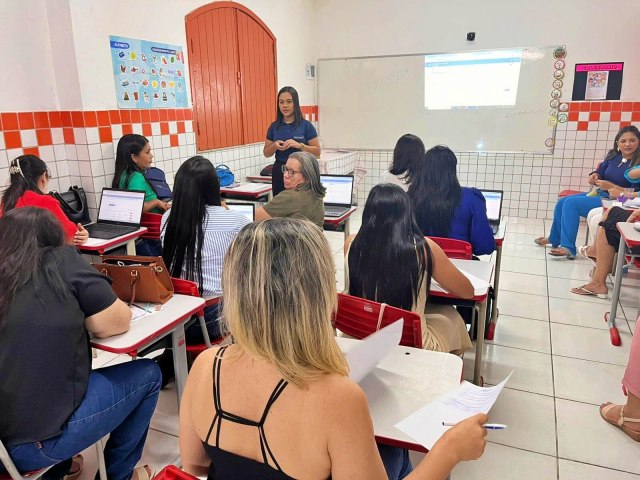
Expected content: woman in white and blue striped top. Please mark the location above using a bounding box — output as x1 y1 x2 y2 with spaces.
161 156 250 343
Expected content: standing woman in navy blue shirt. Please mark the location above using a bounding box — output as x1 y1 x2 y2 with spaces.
264 86 320 195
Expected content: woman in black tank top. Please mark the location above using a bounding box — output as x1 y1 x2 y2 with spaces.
179 218 488 479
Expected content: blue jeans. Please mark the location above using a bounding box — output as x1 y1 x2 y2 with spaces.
548 193 601 256
378 444 413 479
135 239 163 257
7 360 161 480
185 303 221 344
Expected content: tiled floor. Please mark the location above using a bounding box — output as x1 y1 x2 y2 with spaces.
78 215 639 479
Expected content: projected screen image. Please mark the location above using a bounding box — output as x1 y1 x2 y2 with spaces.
424 49 523 110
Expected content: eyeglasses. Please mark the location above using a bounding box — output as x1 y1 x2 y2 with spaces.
281 165 302 176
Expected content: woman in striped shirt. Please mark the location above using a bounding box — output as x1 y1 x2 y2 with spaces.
161 156 250 343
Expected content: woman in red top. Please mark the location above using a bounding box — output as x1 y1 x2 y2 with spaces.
1 155 88 246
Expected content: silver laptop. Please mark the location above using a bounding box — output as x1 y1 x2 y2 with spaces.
85 188 145 239
321 174 354 217
479 189 503 235
226 202 255 222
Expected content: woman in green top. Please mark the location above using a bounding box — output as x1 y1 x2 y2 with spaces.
112 134 169 214
113 134 168 256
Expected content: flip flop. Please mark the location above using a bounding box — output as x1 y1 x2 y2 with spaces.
549 247 576 259
571 284 607 299
533 236 550 246
578 245 597 267
63 455 83 480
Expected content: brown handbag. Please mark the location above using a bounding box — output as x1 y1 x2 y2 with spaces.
94 255 174 305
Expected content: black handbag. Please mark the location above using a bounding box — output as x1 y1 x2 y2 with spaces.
49 186 91 225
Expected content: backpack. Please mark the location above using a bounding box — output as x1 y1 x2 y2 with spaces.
215 164 235 187
146 167 172 200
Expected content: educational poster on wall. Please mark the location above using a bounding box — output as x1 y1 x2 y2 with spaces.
572 62 623 101
109 35 188 109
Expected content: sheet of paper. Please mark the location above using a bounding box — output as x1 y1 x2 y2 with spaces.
431 270 490 296
624 197 640 208
343 319 403 383
130 303 164 322
225 183 269 193
395 372 512 449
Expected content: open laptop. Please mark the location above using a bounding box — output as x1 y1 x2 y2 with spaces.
321 174 354 217
85 188 145 240
479 189 503 235
226 202 255 222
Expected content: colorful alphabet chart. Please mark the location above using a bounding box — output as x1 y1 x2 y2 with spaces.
110 35 188 109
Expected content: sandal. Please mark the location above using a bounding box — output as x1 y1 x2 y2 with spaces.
131 465 156 480
599 403 640 442
578 245 597 267
571 284 608 299
534 236 550 246
549 247 576 259
62 455 83 480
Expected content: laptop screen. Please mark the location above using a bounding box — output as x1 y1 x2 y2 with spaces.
226 203 255 222
320 175 354 206
97 188 145 224
480 190 503 222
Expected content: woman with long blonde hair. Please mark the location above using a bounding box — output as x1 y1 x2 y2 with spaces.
179 218 487 479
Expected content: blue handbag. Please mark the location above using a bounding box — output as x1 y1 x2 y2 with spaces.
215 164 235 187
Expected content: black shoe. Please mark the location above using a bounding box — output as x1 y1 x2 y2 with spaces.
154 349 175 389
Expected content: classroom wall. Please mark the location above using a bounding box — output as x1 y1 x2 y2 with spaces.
313 0 640 219
0 0 316 220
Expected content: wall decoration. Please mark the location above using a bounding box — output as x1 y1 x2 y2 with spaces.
571 62 623 101
110 35 188 109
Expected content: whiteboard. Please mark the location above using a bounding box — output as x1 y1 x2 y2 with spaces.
317 47 562 153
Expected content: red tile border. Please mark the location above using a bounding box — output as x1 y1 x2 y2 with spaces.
2 112 19 130
588 112 600 121
23 146 39 157
61 111 72 127
170 134 179 147
34 112 49 129
109 110 121 124
99 126 113 143
49 111 62 128
4 131 22 149
177 121 185 134
610 111 622 122
142 123 152 136
122 123 133 135
63 127 75 144
160 122 169 135
577 121 589 131
97 111 110 126
36 129 53 146
18 112 35 130
83 111 98 128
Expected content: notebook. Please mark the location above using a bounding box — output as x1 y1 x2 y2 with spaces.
479 189 503 235
85 188 145 240
226 202 255 222
321 174 354 217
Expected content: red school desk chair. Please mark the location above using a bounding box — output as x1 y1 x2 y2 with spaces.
170 278 226 357
0 438 107 480
426 237 472 260
334 293 422 348
154 465 198 479
426 236 488 339
140 212 163 240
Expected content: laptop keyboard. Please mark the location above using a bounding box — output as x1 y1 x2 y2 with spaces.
324 206 350 218
86 223 138 240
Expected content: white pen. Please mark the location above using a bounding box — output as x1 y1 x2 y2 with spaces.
442 422 507 430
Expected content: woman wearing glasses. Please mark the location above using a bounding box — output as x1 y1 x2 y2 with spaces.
255 152 325 227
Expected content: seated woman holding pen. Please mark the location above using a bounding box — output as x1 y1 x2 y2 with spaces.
179 218 487 479
345 184 474 354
